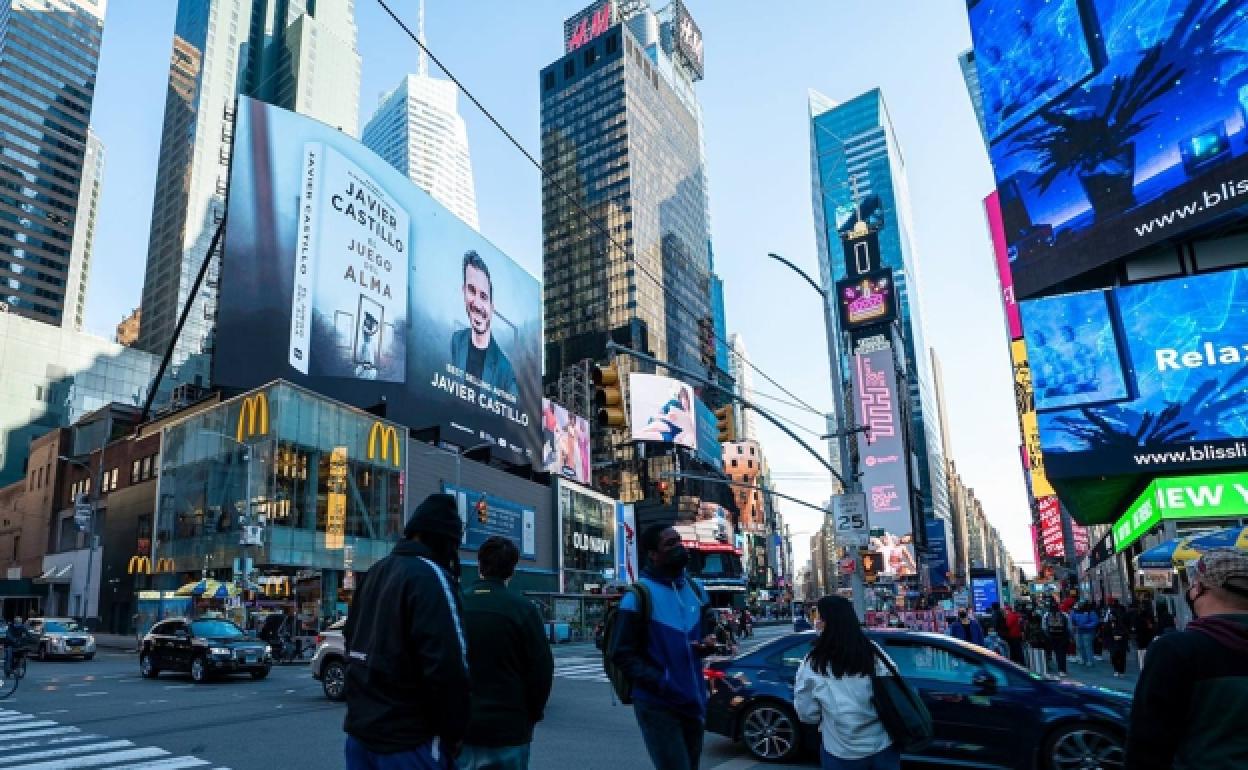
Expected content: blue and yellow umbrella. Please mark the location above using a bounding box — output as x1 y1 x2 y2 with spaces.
1171 526 1248 564
174 579 240 598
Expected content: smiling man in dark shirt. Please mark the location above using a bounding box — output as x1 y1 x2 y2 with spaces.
450 251 518 397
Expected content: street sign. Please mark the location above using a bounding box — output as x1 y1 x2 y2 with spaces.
74 495 93 532
832 494 868 536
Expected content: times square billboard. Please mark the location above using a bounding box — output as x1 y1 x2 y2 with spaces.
215 98 543 464
967 0 1248 296
1020 266 1248 479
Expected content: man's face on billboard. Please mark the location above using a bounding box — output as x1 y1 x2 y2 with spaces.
463 264 493 339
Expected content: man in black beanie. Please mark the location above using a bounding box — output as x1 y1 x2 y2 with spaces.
344 493 470 769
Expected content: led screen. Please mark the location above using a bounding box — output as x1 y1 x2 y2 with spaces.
969 0 1248 294
215 98 543 464
1022 267 1248 478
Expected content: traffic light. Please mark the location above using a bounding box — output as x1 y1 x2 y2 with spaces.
714 405 736 443
657 480 674 505
592 361 627 428
475 497 489 524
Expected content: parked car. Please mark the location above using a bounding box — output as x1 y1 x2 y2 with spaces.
705 629 1130 769
27 618 96 661
310 619 347 701
139 617 272 683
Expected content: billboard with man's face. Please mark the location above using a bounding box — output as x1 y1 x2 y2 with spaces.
968 0 1248 296
1021 266 1248 478
215 98 542 464
541 399 591 485
628 373 697 450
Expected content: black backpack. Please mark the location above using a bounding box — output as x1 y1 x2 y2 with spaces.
870 644 934 752
601 583 652 704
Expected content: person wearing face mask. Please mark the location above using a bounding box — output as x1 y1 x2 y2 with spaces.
1126 549 1248 770
343 493 470 770
947 609 985 647
609 524 717 770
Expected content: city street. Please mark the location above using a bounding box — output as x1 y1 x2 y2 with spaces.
0 626 1138 770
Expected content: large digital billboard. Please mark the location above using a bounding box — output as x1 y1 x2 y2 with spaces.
629 373 697 449
851 344 917 577
836 269 897 331
444 483 537 560
557 479 615 593
1021 267 1248 478
541 399 590 484
1011 339 1056 498
1113 470 1248 551
969 0 1248 294
215 98 542 465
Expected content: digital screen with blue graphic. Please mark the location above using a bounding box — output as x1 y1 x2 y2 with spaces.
1021 267 1248 478
925 519 951 588
968 0 1248 294
971 574 1001 615
443 483 536 559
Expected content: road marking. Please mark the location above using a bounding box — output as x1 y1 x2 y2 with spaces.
0 709 231 769
164 684 194 689
0 720 56 732
74 692 109 698
0 739 134 765
35 710 69 716
14 746 167 769
554 657 609 683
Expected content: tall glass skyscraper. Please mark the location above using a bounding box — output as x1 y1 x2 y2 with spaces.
0 0 106 328
540 1 712 379
809 88 950 528
137 0 361 383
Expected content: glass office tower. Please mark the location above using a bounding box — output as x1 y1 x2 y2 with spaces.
809 88 950 528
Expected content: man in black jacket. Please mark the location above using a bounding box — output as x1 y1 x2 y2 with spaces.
1126 548 1248 769
344 494 469 769
459 536 553 769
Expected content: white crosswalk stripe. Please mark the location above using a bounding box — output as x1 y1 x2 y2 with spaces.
554 656 608 683
0 709 227 769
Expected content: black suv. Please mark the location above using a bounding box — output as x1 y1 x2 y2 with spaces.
140 617 272 683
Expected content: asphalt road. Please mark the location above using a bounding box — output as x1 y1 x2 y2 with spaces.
0 625 1135 769
0 626 798 770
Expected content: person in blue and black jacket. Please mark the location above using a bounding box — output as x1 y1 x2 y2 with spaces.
610 524 718 770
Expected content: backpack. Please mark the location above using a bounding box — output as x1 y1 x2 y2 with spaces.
601 583 652 705
870 643 934 752
1045 611 1067 634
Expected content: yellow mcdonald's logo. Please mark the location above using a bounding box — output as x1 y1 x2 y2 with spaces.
236 392 270 442
367 422 402 467
155 557 174 573
127 555 152 575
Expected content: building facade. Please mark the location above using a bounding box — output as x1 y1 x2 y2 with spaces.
0 0 106 328
809 88 950 533
363 73 479 229
137 0 361 382
727 334 759 442
116 308 140 346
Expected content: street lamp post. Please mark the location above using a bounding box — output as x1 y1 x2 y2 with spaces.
59 454 107 620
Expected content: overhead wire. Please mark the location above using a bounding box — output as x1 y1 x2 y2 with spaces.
373 0 830 419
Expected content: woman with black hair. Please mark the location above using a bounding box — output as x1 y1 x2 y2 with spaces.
794 596 900 770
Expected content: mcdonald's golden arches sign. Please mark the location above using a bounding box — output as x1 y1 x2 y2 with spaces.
367 422 402 467
236 392 270 442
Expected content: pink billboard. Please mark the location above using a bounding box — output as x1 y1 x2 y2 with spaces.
984 191 1023 340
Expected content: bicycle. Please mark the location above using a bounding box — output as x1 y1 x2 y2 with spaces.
0 646 29 699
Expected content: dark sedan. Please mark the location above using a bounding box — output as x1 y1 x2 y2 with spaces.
705 630 1129 769
140 617 272 683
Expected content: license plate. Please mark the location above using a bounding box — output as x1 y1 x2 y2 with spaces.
69 646 82 652
244 654 257 663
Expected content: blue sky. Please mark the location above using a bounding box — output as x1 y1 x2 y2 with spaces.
86 0 1031 571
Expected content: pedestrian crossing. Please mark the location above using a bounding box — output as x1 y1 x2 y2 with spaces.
0 708 230 769
554 656 608 683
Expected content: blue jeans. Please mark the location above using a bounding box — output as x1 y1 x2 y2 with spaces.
1075 632 1097 665
345 735 452 770
820 745 901 770
456 744 530 770
633 700 703 770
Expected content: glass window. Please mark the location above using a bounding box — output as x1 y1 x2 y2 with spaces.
190 620 243 638
43 620 81 633
771 636 813 667
879 640 1001 687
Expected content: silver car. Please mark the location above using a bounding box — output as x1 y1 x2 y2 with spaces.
29 617 96 660
309 619 346 701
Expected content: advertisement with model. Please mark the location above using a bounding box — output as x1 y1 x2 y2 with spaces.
1020 267 1248 478
968 0 1248 295
542 399 591 484
628 373 697 449
215 97 543 465
851 342 917 578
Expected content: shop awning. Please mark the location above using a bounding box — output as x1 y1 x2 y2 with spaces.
33 564 72 584
1136 539 1185 570
1172 526 1248 564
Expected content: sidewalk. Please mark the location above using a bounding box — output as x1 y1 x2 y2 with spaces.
1045 651 1140 693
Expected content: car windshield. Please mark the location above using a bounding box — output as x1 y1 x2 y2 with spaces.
191 620 244 639
44 621 81 633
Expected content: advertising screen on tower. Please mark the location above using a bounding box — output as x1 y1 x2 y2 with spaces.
851 344 917 578
541 399 591 485
628 373 698 450
968 0 1248 295
215 98 543 464
1020 267 1248 479
836 269 897 331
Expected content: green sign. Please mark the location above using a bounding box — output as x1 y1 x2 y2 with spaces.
1113 471 1248 552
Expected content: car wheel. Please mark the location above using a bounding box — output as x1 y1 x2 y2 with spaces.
250 666 270 680
322 659 346 701
190 656 209 684
140 654 159 679
740 702 801 763
1045 723 1124 770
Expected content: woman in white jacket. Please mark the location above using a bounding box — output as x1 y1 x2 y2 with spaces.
794 595 900 770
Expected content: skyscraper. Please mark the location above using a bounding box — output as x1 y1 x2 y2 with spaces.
0 0 106 328
728 333 758 442
363 75 478 229
809 88 950 530
541 0 711 379
137 0 361 381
